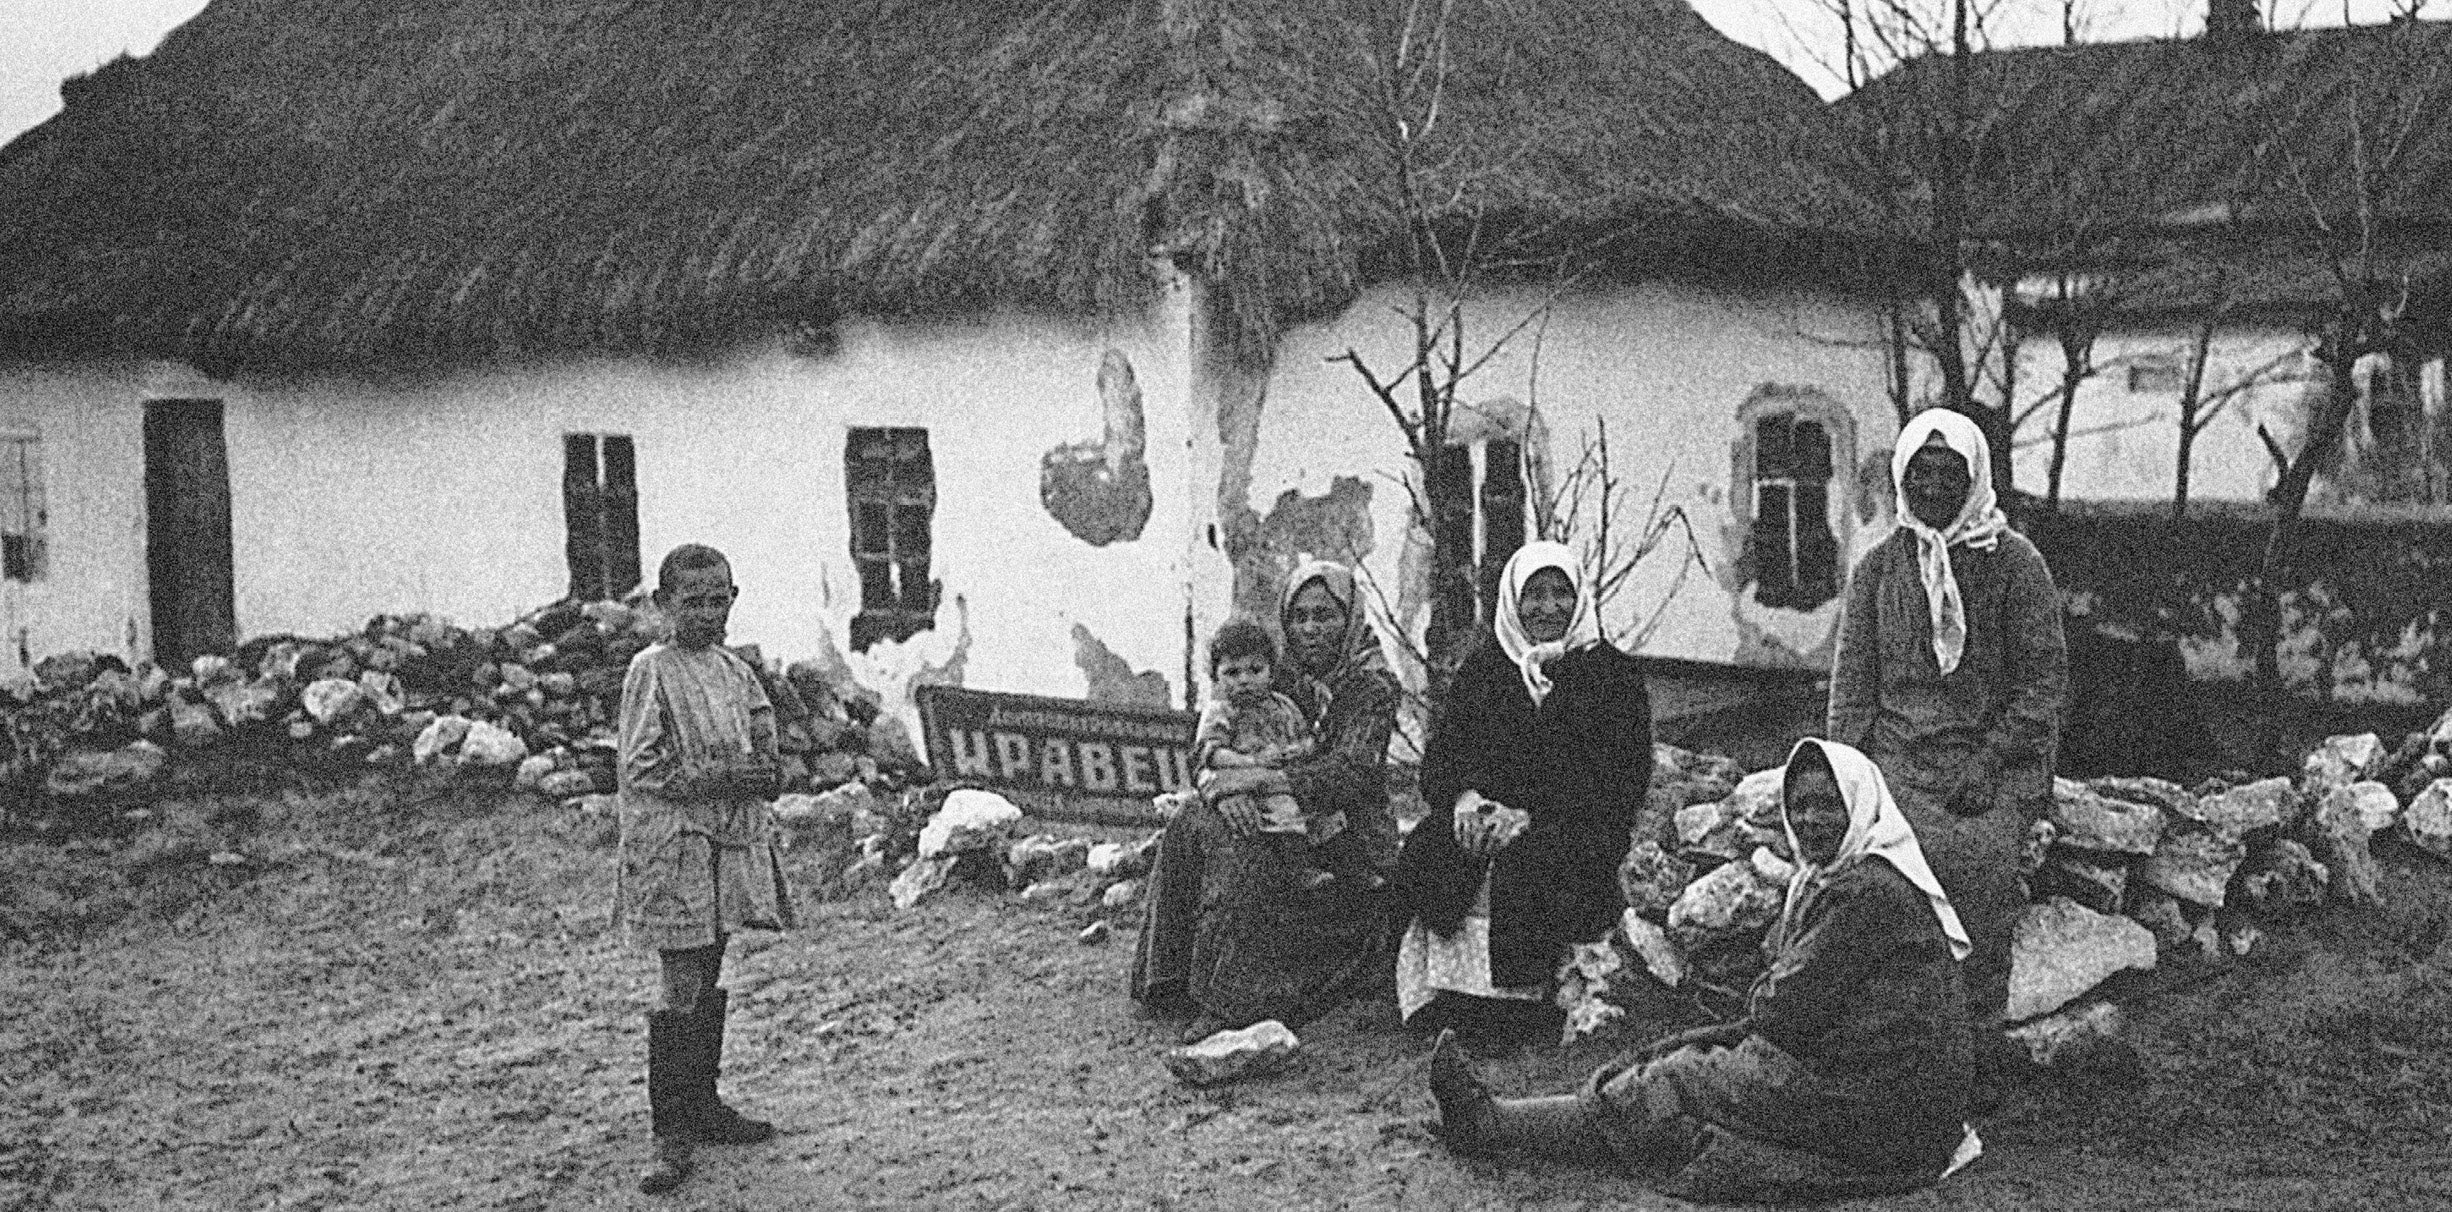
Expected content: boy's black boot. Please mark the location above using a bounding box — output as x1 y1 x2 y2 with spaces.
692 989 776 1145
639 1011 696 1194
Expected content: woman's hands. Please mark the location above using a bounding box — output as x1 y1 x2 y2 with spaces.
1203 767 1290 836
1451 791 1530 857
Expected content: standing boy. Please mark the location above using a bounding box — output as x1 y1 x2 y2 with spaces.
616 544 798 1195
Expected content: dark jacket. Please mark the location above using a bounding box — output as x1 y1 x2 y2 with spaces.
1394 638 1652 987
1743 857 1971 1171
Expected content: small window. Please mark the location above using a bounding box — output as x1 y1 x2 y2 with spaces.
2127 357 2186 394
563 433 641 601
1474 437 1528 624
0 432 45 583
846 427 937 651
1747 412 1839 609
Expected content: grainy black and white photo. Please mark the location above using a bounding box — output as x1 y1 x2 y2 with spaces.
3 0 2448 1206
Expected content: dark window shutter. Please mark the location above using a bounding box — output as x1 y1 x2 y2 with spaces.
563 434 604 600
602 436 641 598
1478 438 1526 621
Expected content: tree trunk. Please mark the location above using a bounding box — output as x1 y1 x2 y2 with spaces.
1422 440 1479 695
2047 326 2091 513
2247 355 2362 697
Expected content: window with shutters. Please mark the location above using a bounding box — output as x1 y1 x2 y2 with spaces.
846 427 937 651
563 433 640 602
0 431 44 583
1740 405 1843 610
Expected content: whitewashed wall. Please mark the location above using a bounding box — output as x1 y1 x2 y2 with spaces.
0 293 1199 726
1209 279 1903 675
2005 320 2319 504
0 361 156 667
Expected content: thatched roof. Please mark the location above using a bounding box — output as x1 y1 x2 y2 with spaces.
0 0 1902 372
1847 18 2452 240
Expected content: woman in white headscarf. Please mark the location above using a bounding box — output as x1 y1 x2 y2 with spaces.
1389 541 1653 1042
1827 407 2067 1104
1427 739 1980 1203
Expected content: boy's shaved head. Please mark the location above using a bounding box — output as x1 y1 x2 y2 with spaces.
657 544 732 593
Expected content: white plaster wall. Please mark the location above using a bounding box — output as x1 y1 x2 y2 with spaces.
1237 279 1902 671
0 361 153 668
2005 320 2317 504
0 296 1198 716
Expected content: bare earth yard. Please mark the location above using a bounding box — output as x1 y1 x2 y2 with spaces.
5 778 2450 1212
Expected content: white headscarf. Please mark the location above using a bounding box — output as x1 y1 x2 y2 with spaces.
1891 409 2010 677
1775 737 1972 961
1492 541 1602 709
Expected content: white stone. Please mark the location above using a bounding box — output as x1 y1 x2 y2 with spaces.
412 715 473 764
457 720 527 767
2007 897 2157 1023
2307 784 2386 907
1750 846 1797 885
512 754 557 790
1101 879 1141 909
300 678 364 724
2194 777 2296 838
2008 1001 2127 1067
1163 1021 1300 1086
917 789 1023 858
539 769 596 798
357 670 407 715
889 855 958 909
2049 778 2165 855
2320 781 2401 837
1619 909 1688 988
2303 733 2386 794
1726 765 1786 825
2142 824 2249 908
2405 778 2452 860
1666 860 1783 938
1086 841 1130 876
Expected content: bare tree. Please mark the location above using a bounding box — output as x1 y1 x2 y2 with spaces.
2237 28 2442 695
1327 0 1598 689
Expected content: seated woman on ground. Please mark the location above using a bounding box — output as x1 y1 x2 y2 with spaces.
1388 541 1652 1045
1426 738 1980 1203
1129 559 1403 1043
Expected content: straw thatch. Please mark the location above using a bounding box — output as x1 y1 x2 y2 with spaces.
1844 18 2452 321
0 0 1900 372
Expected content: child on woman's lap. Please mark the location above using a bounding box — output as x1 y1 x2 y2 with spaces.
1197 618 1338 891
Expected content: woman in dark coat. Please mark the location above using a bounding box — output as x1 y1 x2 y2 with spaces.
1130 559 1402 1041
1390 541 1652 1041
1428 738 1980 1203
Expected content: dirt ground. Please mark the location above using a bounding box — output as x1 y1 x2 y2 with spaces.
5 777 2451 1212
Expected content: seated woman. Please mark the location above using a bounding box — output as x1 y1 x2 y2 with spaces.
1389 542 1651 1043
1426 738 1980 1203
1130 559 1402 1042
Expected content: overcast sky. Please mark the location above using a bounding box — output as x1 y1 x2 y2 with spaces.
0 0 2427 146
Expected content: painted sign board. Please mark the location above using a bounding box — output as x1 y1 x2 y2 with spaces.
914 685 1197 825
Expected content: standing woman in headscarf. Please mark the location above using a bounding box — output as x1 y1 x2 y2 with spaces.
1389 541 1652 1042
1130 560 1403 1041
1426 739 1979 1203
1828 408 2067 1101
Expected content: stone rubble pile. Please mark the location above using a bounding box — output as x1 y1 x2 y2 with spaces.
6 599 929 829
1573 718 2452 1051
765 781 1164 922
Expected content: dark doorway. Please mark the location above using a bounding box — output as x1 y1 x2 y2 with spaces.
563 433 641 601
144 400 237 666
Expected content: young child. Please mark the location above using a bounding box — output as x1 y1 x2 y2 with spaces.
615 544 798 1196
1196 617 1334 890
